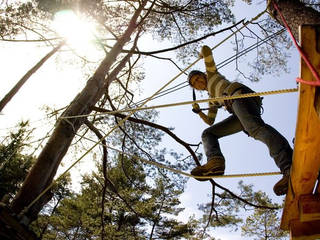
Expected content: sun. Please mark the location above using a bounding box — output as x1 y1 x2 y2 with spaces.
53 10 97 54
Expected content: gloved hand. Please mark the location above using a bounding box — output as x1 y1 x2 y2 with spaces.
192 103 201 114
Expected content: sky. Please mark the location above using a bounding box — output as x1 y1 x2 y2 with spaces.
139 1 299 239
0 1 300 239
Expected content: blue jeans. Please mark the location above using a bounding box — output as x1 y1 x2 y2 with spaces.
202 92 292 173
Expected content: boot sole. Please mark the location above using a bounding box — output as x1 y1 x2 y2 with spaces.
273 176 289 196
191 168 225 181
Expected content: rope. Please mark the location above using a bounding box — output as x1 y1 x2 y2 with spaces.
133 28 285 107
61 87 298 119
21 8 269 215
77 134 281 179
89 9 269 118
25 132 279 207
211 9 267 51
273 2 320 86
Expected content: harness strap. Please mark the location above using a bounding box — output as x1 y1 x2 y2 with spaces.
223 82 246 96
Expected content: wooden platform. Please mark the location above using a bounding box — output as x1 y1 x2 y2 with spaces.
280 25 320 239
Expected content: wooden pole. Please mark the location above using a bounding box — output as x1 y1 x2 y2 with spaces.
280 25 320 239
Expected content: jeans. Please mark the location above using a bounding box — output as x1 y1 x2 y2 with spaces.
202 92 292 173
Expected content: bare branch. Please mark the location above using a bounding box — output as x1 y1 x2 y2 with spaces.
201 183 216 238
215 182 279 210
92 106 200 164
103 19 244 55
84 119 108 240
0 41 65 112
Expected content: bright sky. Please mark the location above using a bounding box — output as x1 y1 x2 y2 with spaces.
0 1 300 239
140 1 299 239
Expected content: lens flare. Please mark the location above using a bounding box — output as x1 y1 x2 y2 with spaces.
53 10 97 53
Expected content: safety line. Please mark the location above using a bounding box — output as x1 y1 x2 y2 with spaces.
76 134 281 179
273 2 320 86
24 132 280 207
217 29 285 69
102 10 269 114
21 8 269 214
211 9 267 51
61 87 298 119
132 29 285 107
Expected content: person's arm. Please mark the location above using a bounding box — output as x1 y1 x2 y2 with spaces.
200 45 230 106
192 102 218 126
207 102 218 125
200 45 217 78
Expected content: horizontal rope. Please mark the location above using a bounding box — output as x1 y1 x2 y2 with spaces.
61 87 298 119
77 134 281 179
102 29 286 109
20 8 271 215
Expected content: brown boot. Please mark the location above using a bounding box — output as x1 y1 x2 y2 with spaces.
191 156 225 181
273 169 290 196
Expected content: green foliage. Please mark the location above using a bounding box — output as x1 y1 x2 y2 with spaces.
238 181 288 240
0 121 34 201
198 181 288 239
32 154 200 239
2 1 316 238
0 1 41 38
146 0 236 63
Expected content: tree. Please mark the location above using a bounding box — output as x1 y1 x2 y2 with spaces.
0 122 73 239
268 0 320 40
198 181 288 239
241 195 287 240
240 184 288 240
3 0 237 222
31 174 73 240
0 122 34 202
0 0 319 233
31 154 201 239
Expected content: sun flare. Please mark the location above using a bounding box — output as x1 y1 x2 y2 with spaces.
53 10 97 54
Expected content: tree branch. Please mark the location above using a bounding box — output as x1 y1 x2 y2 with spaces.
201 183 216 238
0 41 65 112
11 0 148 220
91 106 199 164
215 182 278 210
104 19 244 55
84 119 108 240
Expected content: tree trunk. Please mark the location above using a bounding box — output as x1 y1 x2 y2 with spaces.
11 1 147 222
268 0 320 40
0 42 64 112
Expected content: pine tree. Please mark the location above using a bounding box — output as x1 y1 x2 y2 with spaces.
0 0 319 235
32 154 200 239
0 122 34 201
240 190 288 239
198 181 289 239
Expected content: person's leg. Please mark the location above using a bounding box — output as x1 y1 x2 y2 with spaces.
202 115 243 160
232 97 292 195
232 98 292 172
191 115 243 180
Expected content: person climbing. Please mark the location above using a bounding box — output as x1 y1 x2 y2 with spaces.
189 45 292 196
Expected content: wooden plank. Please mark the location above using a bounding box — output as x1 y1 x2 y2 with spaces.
290 220 320 240
280 24 320 234
299 195 320 222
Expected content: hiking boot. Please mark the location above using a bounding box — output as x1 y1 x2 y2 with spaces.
273 169 290 196
191 156 225 181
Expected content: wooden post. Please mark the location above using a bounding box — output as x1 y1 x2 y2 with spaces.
280 25 320 239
